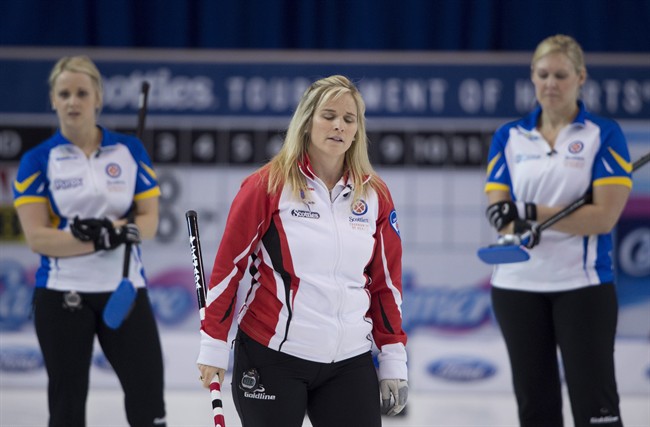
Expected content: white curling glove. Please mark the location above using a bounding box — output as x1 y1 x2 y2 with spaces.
380 379 408 416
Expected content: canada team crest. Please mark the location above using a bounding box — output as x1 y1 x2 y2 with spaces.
351 199 368 215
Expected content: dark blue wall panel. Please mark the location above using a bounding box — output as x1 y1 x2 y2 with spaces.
1 0 649 52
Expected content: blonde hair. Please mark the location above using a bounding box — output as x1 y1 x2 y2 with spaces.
49 56 103 107
264 75 385 202
531 34 586 76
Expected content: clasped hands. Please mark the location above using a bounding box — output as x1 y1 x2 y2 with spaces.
485 200 541 249
70 216 140 251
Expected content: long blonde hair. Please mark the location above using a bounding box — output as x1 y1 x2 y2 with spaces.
265 75 385 201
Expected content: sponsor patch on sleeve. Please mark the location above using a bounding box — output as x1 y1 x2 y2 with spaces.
389 209 400 237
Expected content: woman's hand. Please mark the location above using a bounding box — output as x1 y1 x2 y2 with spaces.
198 363 226 389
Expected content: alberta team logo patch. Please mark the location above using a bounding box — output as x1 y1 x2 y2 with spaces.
568 141 584 154
105 163 122 178
351 200 368 215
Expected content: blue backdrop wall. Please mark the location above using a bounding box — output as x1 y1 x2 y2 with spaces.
2 0 649 51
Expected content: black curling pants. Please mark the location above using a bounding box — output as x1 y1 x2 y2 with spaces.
491 284 623 427
33 288 166 427
231 329 382 427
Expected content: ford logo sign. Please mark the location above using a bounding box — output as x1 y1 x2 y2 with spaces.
427 356 496 382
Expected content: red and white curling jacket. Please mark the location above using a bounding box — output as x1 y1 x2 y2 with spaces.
197 159 407 380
